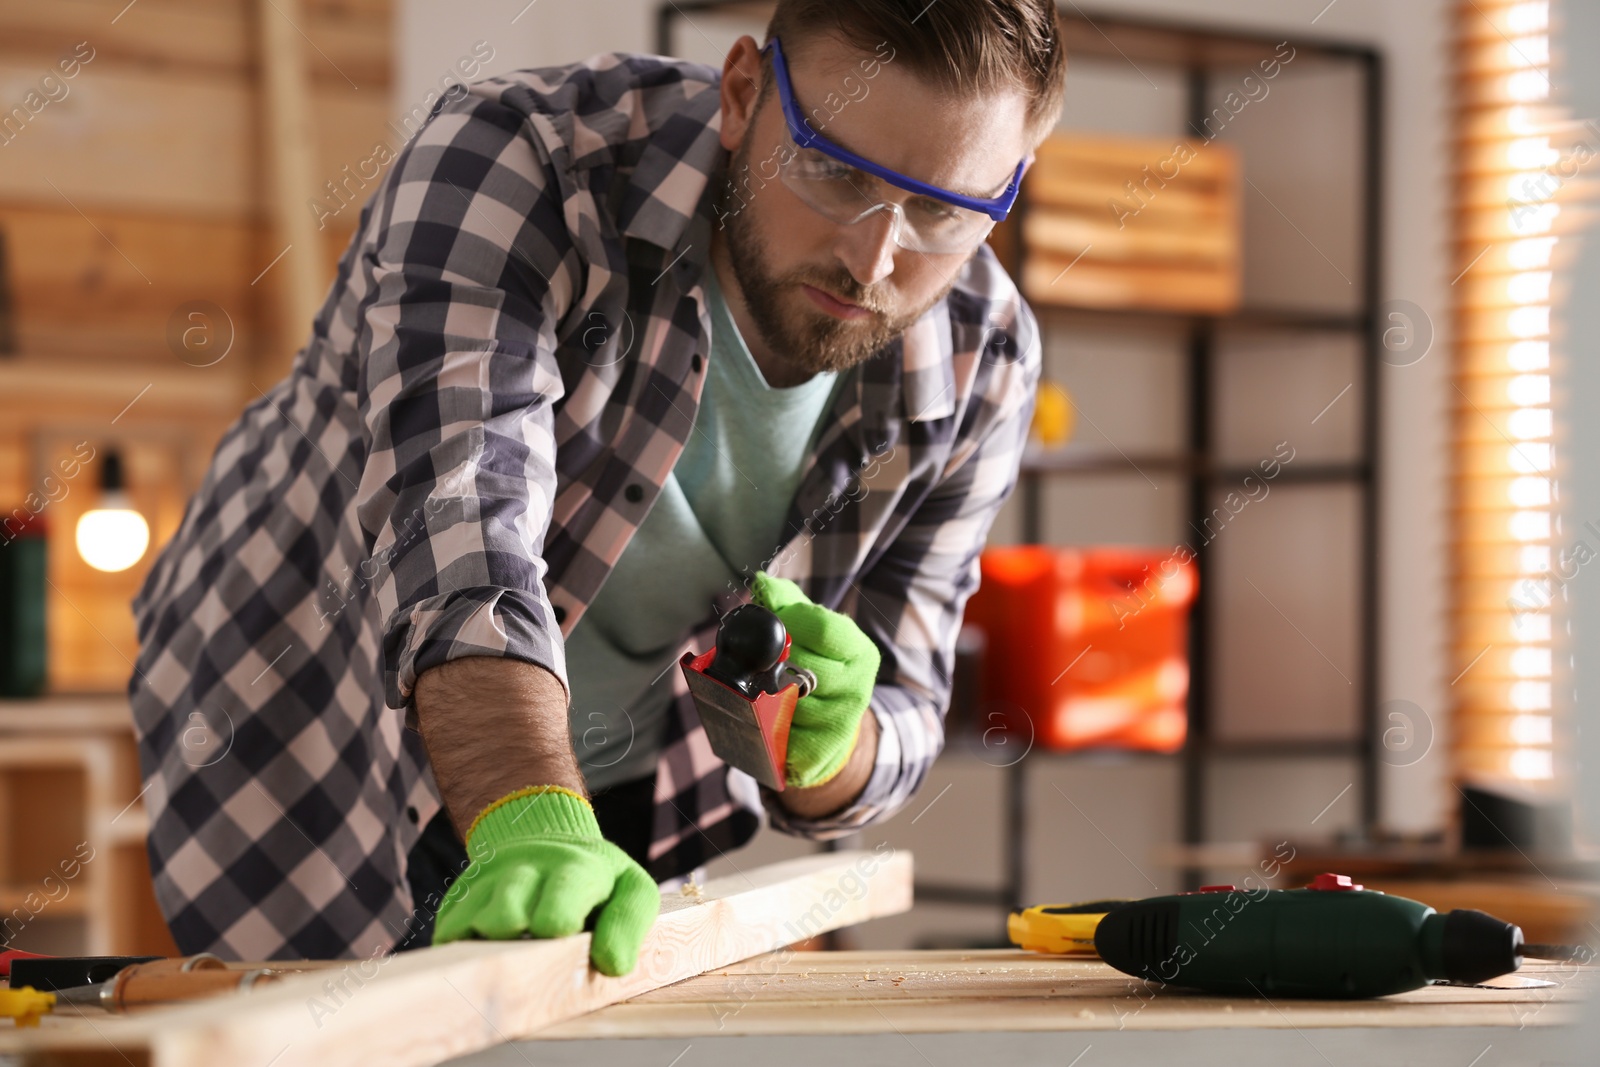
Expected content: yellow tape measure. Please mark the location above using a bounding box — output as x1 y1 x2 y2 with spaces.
0 986 57 1027
1007 900 1133 956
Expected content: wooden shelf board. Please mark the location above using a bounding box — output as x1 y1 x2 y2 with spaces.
0 357 244 415
0 884 90 916
0 697 133 735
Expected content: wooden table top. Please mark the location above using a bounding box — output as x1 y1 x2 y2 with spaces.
536 949 1591 1038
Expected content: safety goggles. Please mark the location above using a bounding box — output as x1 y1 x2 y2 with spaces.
762 36 1027 255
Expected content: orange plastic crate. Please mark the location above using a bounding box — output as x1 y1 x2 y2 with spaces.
964 545 1198 753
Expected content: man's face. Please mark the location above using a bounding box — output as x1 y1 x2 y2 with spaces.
716 35 1031 377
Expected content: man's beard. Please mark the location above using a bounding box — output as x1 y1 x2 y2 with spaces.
720 140 959 378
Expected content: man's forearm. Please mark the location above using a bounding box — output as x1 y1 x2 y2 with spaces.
776 708 879 819
415 656 582 841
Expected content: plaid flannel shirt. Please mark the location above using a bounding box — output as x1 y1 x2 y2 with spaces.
129 51 1040 961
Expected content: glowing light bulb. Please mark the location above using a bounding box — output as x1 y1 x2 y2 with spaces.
74 450 149 574
76 494 149 574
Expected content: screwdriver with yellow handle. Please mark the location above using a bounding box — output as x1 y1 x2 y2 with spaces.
1 955 282 1027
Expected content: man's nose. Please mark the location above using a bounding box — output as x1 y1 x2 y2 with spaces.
833 205 899 288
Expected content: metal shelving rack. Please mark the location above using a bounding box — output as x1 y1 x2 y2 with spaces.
656 4 1384 915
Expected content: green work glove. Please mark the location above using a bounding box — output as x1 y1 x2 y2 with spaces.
750 571 881 789
432 786 660 976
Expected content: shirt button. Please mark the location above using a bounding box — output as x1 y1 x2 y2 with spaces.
625 483 645 503
692 353 704 373
553 604 567 623
406 806 420 824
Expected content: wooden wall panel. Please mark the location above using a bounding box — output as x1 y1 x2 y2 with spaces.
0 62 391 219
0 60 256 217
0 205 355 363
0 206 260 361
0 0 391 690
0 0 391 87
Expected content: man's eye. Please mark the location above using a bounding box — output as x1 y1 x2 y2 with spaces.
821 160 863 183
796 149 851 179
910 197 962 222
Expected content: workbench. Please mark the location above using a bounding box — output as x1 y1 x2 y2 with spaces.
474 950 1592 1067
1 852 1590 1067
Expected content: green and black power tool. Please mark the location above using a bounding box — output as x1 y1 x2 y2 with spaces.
1017 873 1584 998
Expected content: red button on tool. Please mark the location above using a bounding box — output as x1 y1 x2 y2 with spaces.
1196 884 1236 893
1307 872 1364 891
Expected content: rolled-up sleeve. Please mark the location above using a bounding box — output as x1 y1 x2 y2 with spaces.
764 302 1043 837
351 88 581 712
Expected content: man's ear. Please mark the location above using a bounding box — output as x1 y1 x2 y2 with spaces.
719 35 766 152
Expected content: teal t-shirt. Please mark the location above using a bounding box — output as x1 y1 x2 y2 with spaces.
562 266 843 790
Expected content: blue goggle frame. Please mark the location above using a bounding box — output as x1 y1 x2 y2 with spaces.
762 36 1027 223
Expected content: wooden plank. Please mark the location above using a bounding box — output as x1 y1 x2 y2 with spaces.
536 950 1592 1038
0 849 914 1067
1021 132 1240 314
1025 210 1236 265
1027 170 1227 219
1034 134 1237 182
1024 255 1241 313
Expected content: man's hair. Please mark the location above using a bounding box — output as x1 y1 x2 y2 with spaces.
763 0 1067 143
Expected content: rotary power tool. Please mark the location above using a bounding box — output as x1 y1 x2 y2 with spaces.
1011 873 1588 998
680 603 816 791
